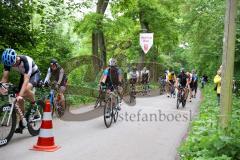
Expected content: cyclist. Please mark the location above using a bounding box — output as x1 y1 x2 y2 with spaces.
0 48 41 134
186 71 193 102
140 67 150 95
214 68 221 105
167 71 176 98
128 66 139 98
128 66 139 85
201 74 207 88
99 58 123 110
176 68 189 101
191 70 198 98
44 59 67 108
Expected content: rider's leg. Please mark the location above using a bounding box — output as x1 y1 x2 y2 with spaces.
166 83 170 97
59 86 66 107
188 84 192 102
184 87 189 101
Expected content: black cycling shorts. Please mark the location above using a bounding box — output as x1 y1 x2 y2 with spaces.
18 71 41 90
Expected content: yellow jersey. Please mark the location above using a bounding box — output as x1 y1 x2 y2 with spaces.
168 73 176 81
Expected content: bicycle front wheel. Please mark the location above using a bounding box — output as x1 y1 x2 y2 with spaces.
113 101 119 123
27 100 44 136
104 98 113 128
0 104 16 147
55 99 66 118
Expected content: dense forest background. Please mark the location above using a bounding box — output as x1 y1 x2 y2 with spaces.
0 0 240 84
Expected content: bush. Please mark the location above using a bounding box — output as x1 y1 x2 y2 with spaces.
179 85 240 160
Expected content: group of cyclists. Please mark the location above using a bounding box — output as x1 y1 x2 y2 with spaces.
164 68 198 103
0 47 199 134
0 48 67 134
127 66 151 95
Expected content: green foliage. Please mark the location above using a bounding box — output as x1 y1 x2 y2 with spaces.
179 85 240 160
0 0 34 49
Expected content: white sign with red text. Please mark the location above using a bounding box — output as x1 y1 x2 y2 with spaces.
140 33 153 54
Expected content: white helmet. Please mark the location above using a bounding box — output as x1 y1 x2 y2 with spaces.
109 58 116 66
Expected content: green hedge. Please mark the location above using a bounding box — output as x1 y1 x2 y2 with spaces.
179 85 240 160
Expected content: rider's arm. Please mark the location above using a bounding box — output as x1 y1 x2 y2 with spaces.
19 74 30 97
44 68 51 84
100 68 108 84
57 68 64 85
176 78 179 87
1 70 9 83
118 69 122 84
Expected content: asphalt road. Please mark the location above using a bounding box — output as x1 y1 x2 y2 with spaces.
0 91 201 160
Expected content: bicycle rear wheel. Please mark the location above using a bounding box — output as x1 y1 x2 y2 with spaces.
104 98 113 128
0 104 16 147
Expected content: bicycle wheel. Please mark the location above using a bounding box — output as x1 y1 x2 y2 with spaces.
176 97 180 109
176 92 181 109
182 99 186 108
113 98 119 123
94 98 100 108
0 104 16 147
26 100 44 136
129 87 136 103
104 98 113 128
55 99 66 118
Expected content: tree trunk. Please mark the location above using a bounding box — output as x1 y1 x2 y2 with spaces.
91 0 109 69
99 31 107 67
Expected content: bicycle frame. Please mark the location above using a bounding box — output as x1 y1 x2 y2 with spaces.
0 84 25 127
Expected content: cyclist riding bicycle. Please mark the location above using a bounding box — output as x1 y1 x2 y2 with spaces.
141 67 150 94
186 71 193 102
167 71 176 98
128 66 139 84
99 58 123 110
190 70 198 98
176 68 189 101
44 59 67 108
0 48 41 134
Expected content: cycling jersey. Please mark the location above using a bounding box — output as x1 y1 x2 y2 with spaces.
178 73 188 87
103 66 121 89
129 71 139 79
4 56 39 77
167 73 176 81
141 70 150 83
4 55 40 89
44 64 67 86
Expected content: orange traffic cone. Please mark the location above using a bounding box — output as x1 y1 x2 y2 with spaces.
31 100 60 152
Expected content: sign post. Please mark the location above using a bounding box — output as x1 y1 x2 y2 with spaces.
140 33 154 54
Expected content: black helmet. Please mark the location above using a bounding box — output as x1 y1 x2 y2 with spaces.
180 68 185 73
50 59 58 65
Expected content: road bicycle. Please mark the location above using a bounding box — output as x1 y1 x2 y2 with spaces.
158 77 166 95
0 83 43 147
169 81 176 98
129 79 137 103
94 85 106 109
142 81 150 96
103 86 121 128
176 86 187 109
44 82 66 118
